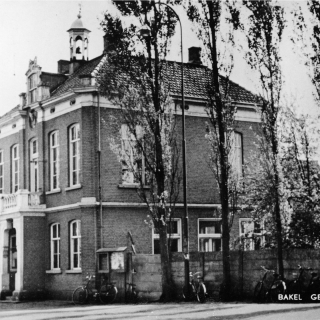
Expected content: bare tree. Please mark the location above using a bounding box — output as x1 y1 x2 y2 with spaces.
185 0 242 300
96 1 181 301
243 0 286 278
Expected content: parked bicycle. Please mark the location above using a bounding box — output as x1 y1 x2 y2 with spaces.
126 282 138 304
287 265 320 300
72 274 118 305
183 271 207 303
253 266 285 302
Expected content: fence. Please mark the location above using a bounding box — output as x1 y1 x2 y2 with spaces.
130 249 320 301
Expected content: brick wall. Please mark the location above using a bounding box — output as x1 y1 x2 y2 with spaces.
132 249 320 301
23 216 46 292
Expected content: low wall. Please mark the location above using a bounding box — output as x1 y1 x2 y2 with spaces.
131 249 320 301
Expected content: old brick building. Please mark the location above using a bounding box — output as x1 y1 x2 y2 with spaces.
0 14 260 300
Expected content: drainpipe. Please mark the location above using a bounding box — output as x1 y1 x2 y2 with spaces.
39 102 46 204
97 91 103 249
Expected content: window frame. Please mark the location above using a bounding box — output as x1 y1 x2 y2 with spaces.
198 218 222 252
50 223 61 270
11 144 19 193
30 138 39 192
49 131 60 191
229 131 243 179
69 124 80 187
121 124 145 185
0 150 3 194
239 218 264 251
70 220 81 270
28 73 37 104
152 218 182 254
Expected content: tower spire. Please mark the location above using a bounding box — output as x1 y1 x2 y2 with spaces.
78 3 81 19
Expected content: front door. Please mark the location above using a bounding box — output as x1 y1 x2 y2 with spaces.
9 229 17 292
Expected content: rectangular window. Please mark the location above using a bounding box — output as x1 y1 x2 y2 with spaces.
153 219 181 254
70 220 81 269
51 223 60 269
121 124 145 185
9 234 17 272
50 131 59 190
230 132 243 179
239 218 264 251
198 219 222 252
30 139 39 192
12 145 19 193
28 74 37 104
0 151 3 194
69 124 80 186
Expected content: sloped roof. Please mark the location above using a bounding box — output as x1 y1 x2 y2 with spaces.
1 54 257 121
0 105 20 122
165 61 257 103
51 55 103 97
52 54 257 104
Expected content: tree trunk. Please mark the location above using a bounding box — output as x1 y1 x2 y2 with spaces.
158 223 174 301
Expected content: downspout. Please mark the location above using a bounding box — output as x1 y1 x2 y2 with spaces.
39 102 46 204
97 91 103 249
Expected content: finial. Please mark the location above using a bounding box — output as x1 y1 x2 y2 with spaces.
77 3 81 19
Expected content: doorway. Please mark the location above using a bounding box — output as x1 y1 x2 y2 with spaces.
8 229 17 292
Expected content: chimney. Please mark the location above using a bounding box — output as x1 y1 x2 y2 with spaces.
188 47 202 65
58 60 70 74
19 93 26 109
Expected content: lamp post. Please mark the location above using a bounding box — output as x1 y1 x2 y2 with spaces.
138 2 190 299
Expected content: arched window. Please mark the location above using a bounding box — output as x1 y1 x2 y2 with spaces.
70 220 81 270
69 124 80 187
49 131 59 191
50 223 60 270
11 144 19 193
28 73 38 104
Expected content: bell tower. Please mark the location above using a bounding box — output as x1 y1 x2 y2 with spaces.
67 8 90 73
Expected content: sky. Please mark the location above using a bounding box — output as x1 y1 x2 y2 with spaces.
0 0 318 118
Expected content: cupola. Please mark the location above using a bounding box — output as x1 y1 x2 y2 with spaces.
67 11 91 62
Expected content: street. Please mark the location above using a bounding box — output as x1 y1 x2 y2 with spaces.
1 301 320 320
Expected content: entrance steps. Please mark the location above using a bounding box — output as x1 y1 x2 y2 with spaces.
0 296 19 303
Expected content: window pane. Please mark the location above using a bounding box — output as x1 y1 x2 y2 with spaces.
74 254 78 268
51 133 56 146
57 224 60 237
54 254 58 268
53 176 57 189
154 239 160 254
199 220 221 234
73 239 78 253
52 225 57 238
169 239 178 252
199 238 221 252
54 240 58 253
71 127 75 140
72 222 77 236
168 220 178 234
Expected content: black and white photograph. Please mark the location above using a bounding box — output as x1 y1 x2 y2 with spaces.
0 0 320 319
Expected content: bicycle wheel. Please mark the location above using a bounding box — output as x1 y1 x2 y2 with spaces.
100 285 118 304
127 288 138 304
270 280 285 302
196 283 207 303
253 281 265 302
182 283 195 301
72 286 88 305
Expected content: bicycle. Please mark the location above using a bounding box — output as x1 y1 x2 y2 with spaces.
287 265 320 300
126 282 138 303
253 266 285 302
182 271 207 303
72 274 118 305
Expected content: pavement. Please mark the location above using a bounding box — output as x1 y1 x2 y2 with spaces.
1 300 320 320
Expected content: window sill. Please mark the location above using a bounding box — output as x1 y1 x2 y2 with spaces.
46 269 62 274
118 184 150 189
65 184 82 192
46 188 61 195
66 269 82 274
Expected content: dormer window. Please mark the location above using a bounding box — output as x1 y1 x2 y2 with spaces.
28 73 38 104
